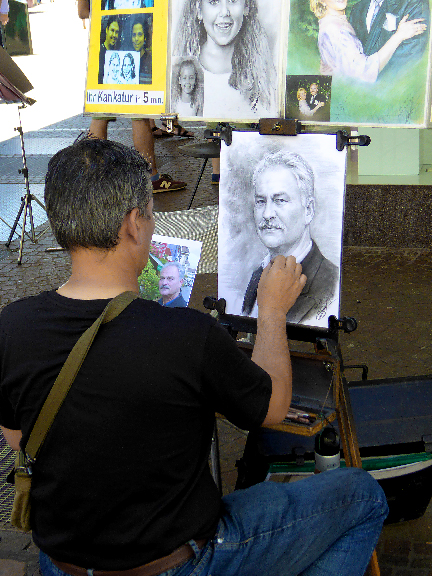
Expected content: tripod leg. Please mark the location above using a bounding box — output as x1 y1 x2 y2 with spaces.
28 200 36 242
31 194 46 211
17 193 31 265
188 158 208 210
5 198 25 247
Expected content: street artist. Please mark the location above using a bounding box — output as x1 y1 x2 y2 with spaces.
0 138 388 576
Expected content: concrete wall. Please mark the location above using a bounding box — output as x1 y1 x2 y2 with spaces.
358 129 420 176
344 185 432 247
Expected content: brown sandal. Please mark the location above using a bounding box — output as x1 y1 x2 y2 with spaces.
151 125 173 138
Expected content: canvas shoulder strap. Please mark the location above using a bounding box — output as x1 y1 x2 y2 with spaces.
25 291 138 461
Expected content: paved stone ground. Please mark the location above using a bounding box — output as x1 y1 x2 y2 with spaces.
1 115 432 576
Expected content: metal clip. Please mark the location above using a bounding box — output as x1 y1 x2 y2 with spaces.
16 451 34 476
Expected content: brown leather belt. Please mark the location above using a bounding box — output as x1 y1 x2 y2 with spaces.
50 539 208 576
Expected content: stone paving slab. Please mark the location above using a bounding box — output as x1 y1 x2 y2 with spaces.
0 559 26 576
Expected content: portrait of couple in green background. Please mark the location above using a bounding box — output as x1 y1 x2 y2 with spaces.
286 0 431 125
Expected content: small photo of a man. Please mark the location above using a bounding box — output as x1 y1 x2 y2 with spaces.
137 235 202 306
158 262 187 308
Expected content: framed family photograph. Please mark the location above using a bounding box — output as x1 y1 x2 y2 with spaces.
218 131 346 328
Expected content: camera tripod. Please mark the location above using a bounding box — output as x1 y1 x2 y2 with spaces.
4 104 48 265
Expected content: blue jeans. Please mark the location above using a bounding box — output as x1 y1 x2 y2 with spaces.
39 468 388 576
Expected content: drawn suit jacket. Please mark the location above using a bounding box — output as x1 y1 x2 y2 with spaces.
306 93 325 107
242 241 339 324
349 0 430 74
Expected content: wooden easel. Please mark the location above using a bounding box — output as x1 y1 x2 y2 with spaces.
206 121 378 574
205 300 380 576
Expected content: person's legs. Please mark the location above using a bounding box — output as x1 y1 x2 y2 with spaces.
88 118 109 139
211 157 220 184
39 470 387 576
131 118 157 176
203 468 388 576
132 118 187 193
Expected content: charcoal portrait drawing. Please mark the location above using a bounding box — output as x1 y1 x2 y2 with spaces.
218 132 346 328
171 0 283 120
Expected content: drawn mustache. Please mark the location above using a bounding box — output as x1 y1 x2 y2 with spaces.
258 223 283 231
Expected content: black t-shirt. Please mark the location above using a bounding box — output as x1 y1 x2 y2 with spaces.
0 291 271 570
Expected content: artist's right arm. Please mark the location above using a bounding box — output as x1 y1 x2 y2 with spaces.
252 256 306 426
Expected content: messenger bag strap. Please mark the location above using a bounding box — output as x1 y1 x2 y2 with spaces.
25 291 138 462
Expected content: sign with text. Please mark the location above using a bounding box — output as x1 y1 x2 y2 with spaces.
84 0 168 115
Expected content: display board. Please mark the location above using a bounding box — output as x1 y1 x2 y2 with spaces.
84 0 168 115
218 131 346 329
84 0 432 126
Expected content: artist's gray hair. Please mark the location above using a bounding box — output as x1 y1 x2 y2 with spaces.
160 261 185 280
44 138 152 251
252 150 315 208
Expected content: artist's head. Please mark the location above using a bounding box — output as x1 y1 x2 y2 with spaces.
121 53 136 80
252 151 315 256
297 87 307 101
158 262 185 302
44 138 153 252
132 18 147 55
104 17 120 49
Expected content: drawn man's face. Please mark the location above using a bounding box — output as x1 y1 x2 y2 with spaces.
109 55 120 81
106 21 120 49
132 24 145 53
198 0 248 47
159 266 183 301
310 83 318 95
179 65 197 95
254 165 314 255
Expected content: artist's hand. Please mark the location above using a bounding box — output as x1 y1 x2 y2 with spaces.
257 255 306 318
0 13 9 25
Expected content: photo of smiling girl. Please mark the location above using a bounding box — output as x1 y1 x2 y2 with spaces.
171 58 204 116
172 0 280 120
